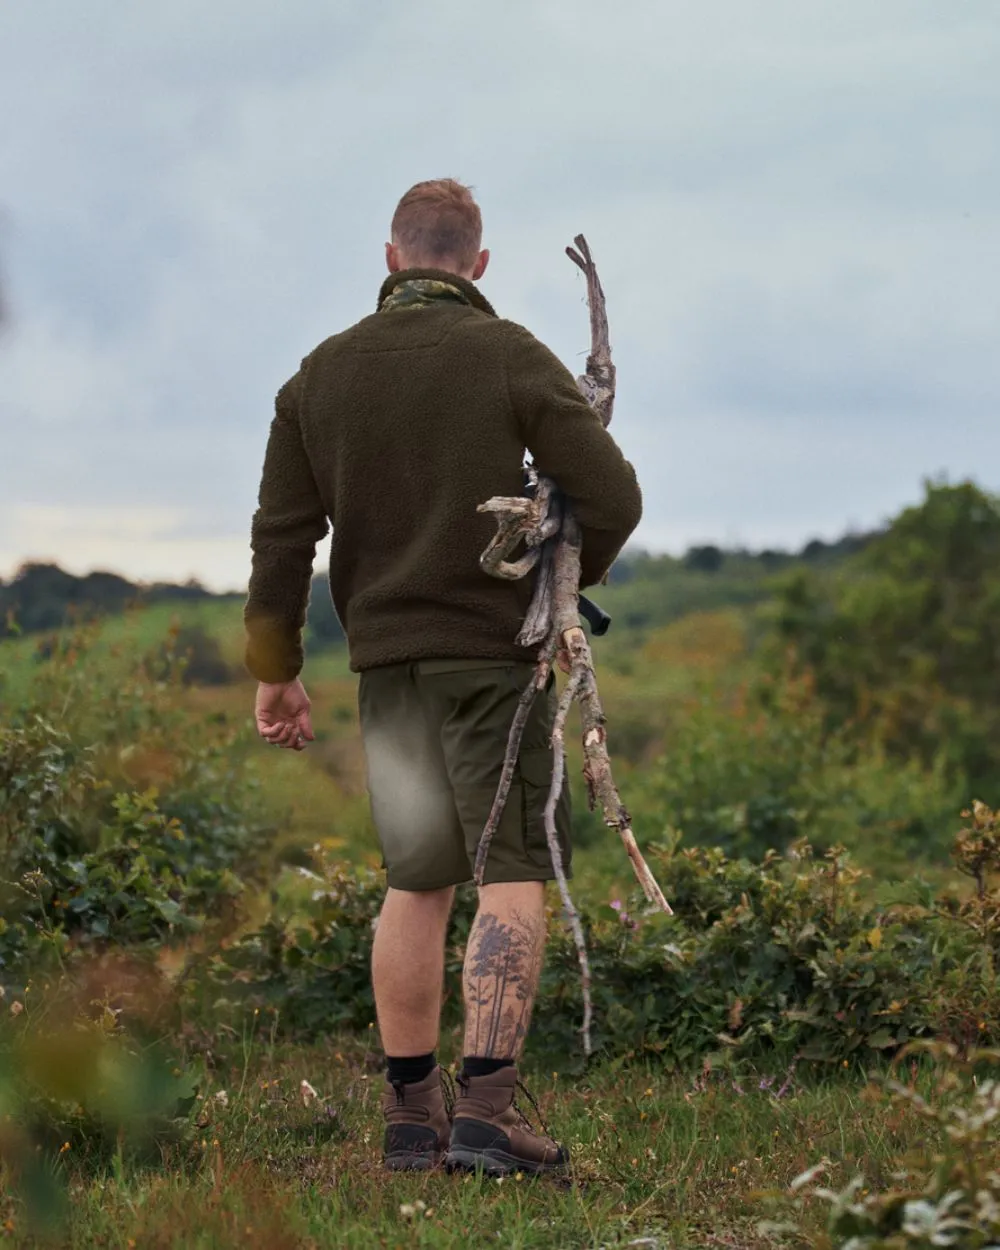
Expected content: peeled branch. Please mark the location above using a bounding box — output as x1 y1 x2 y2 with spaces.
474 235 672 1057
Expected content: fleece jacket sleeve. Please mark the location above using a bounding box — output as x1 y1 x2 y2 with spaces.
504 324 643 587
244 374 330 682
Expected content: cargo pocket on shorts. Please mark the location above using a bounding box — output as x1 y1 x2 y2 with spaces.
518 745 572 878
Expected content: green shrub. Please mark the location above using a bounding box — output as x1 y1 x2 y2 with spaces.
194 862 387 1035
0 632 270 985
0 781 247 978
148 623 233 686
198 807 1000 1068
923 802 1000 1055
768 480 1000 800
535 840 943 1065
632 673 961 865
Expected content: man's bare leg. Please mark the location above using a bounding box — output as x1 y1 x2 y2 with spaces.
375 884 455 1171
462 881 546 1060
373 885 454 1056
447 880 567 1173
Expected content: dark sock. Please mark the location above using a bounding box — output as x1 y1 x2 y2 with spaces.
462 1056 515 1078
386 1052 436 1085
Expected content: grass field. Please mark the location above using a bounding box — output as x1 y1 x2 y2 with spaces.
0 602 975 1249
0 1028 931 1249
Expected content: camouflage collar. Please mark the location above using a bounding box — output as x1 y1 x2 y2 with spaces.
376 267 497 317
380 278 470 313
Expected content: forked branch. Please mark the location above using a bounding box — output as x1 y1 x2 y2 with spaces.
474 235 672 1057
565 234 616 428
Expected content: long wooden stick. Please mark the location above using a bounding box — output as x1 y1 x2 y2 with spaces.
544 666 592 1057
474 235 672 1055
551 514 671 913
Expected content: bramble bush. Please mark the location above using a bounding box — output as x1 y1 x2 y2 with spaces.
198 805 1000 1071
544 803 998 1065
0 627 270 983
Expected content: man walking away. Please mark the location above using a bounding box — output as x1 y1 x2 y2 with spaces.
244 179 642 1175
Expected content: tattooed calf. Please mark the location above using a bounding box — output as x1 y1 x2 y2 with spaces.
464 909 543 1058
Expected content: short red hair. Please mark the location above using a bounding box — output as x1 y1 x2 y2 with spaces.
390 179 482 269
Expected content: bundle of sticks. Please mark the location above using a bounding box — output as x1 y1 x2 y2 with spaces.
473 236 672 1056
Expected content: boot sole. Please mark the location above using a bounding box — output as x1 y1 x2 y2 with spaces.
384 1152 442 1172
444 1146 567 1177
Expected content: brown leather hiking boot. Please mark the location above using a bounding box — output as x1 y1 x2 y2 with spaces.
445 1067 569 1176
381 1067 453 1171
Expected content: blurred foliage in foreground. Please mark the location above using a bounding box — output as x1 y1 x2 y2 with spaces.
764 1043 1000 1249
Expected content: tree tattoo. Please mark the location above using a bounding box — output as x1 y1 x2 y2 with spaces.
464 909 542 1058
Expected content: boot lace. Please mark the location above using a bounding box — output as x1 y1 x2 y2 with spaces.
456 1070 555 1140
514 1078 555 1140
440 1067 457 1119
391 1067 456 1116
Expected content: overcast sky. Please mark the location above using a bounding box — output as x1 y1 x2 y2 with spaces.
2 1 998 590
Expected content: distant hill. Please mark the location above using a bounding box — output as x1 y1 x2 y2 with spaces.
252 527 881 652
578 528 877 638
1 524 876 647
0 562 239 638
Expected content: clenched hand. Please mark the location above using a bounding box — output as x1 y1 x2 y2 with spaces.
255 679 315 751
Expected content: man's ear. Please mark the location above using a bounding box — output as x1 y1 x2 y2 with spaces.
385 242 402 273
471 249 490 281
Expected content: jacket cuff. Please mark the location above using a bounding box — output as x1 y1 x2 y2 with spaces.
244 619 303 683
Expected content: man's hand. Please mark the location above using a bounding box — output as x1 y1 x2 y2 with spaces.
255 679 315 751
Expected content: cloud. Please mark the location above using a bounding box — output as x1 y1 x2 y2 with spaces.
1 0 998 588
0 502 252 591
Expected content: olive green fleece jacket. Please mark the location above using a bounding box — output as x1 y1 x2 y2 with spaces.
244 268 643 680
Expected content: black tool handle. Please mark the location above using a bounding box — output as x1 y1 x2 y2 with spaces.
578 594 612 637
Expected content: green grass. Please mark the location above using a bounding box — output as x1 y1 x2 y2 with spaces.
0 599 959 1248
1 1034 931 1249
0 600 243 705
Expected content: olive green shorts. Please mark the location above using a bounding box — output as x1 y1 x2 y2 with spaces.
358 660 572 891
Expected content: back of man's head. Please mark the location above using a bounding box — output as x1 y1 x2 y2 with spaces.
387 179 488 280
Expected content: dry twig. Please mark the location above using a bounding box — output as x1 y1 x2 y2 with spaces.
474 235 672 1056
